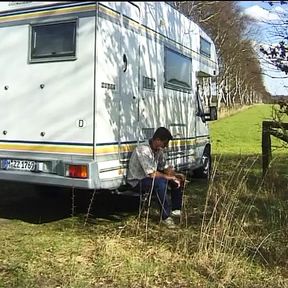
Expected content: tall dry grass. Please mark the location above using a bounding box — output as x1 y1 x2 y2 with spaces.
11 155 284 287
92 156 288 287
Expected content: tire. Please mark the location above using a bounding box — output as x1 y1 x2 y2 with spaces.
193 148 211 179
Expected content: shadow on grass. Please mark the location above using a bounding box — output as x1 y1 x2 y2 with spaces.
0 153 286 229
0 182 140 224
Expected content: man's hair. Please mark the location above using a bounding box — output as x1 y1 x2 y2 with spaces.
152 127 173 141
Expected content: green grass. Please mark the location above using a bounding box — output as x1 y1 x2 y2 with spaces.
210 104 270 154
209 103 287 180
210 104 287 155
0 104 287 287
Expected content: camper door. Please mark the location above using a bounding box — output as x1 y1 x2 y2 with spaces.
118 3 140 144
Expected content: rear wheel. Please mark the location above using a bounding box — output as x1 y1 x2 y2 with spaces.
193 148 211 179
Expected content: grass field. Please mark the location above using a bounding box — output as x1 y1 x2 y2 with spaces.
211 104 287 155
0 104 287 287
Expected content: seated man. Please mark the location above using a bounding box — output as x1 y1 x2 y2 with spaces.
127 127 185 228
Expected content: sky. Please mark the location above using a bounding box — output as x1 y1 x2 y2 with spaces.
238 1 288 96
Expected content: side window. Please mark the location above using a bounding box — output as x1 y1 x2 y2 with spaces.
200 37 211 58
164 47 192 91
196 83 206 123
30 21 77 63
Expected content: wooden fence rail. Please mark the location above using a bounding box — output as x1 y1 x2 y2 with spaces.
262 120 288 176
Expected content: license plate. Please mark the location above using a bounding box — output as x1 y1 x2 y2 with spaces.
1 159 36 171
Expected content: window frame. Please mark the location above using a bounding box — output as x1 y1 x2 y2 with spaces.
200 36 211 58
196 82 206 123
164 47 192 92
29 19 78 64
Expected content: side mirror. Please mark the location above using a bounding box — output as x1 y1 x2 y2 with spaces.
205 106 218 121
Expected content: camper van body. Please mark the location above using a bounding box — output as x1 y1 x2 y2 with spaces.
0 1 218 190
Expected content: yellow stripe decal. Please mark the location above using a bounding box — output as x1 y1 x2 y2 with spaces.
0 143 137 155
0 143 93 154
0 4 96 23
0 138 209 155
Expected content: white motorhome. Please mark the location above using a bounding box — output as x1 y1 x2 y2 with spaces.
0 1 218 190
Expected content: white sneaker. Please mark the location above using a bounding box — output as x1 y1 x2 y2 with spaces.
162 217 176 229
171 210 181 217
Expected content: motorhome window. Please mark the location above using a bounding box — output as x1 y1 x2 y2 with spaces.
196 83 206 123
30 21 76 62
200 37 211 58
164 47 191 91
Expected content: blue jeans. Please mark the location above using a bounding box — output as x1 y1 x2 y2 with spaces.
133 177 183 220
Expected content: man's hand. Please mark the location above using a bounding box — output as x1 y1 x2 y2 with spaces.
175 173 186 183
172 178 181 188
163 166 174 176
163 168 187 188
174 173 187 188
168 177 181 188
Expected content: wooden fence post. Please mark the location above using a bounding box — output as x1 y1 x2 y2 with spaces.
262 121 272 177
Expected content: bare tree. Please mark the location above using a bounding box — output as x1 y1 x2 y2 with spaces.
257 2 288 76
173 1 270 110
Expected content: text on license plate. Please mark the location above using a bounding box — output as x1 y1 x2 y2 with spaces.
2 159 36 171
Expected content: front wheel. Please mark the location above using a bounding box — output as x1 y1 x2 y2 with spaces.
193 148 211 179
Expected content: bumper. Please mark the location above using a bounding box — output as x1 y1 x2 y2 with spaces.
0 169 97 189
